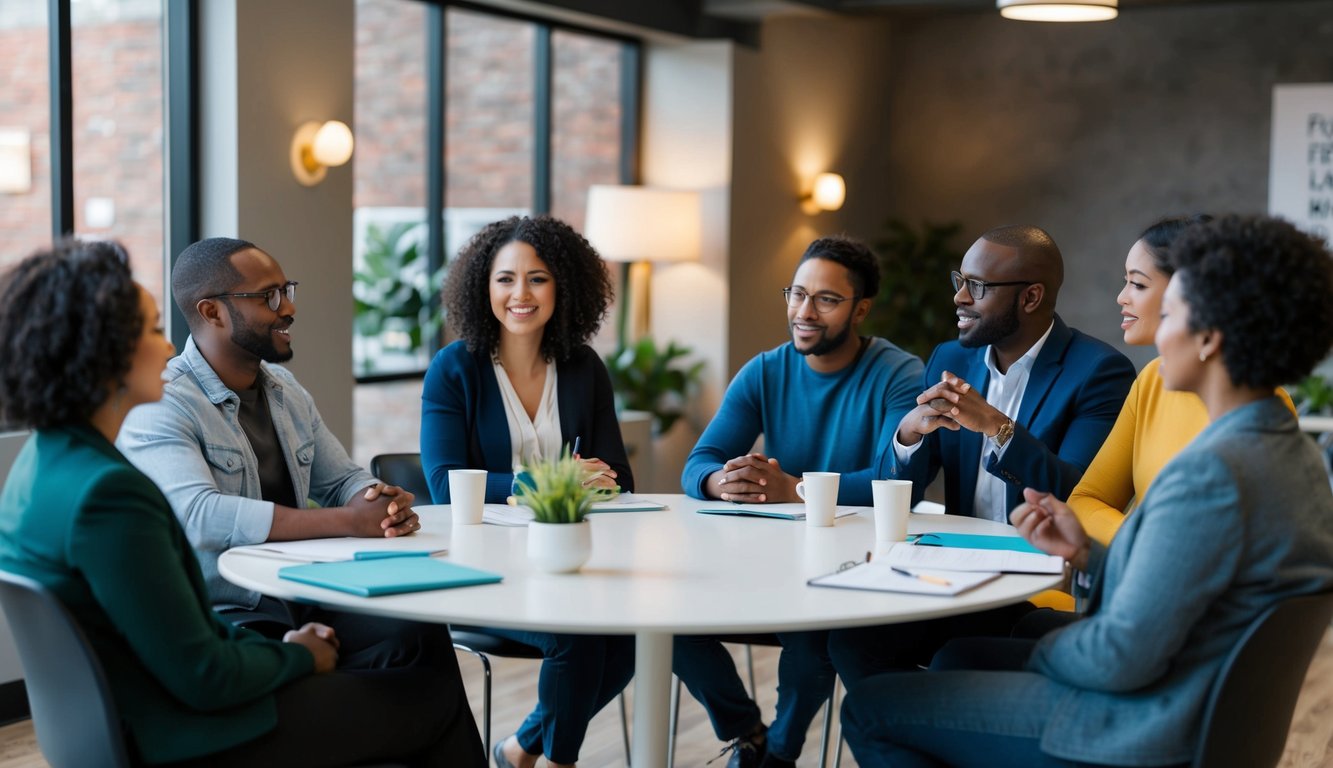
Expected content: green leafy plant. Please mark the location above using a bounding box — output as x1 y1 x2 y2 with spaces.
353 221 444 372
1293 374 1333 415
862 219 966 360
515 451 614 524
605 337 705 434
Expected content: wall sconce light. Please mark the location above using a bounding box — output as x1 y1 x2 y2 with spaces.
290 120 354 186
998 0 1118 22
801 172 846 215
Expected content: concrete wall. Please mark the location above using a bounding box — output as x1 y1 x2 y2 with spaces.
201 0 357 444
881 0 1333 367
727 15 898 376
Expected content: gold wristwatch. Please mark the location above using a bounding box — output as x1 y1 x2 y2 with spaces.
991 418 1015 449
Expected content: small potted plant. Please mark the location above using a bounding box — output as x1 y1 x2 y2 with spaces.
515 451 613 573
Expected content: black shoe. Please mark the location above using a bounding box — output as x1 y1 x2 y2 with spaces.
710 726 768 768
759 755 797 768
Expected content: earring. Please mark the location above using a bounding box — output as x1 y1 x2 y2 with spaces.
1199 350 1208 363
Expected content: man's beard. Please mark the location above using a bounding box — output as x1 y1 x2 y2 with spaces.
225 302 293 363
959 292 1020 349
792 317 853 357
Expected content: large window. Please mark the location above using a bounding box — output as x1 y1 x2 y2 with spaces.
351 2 639 380
0 1 51 268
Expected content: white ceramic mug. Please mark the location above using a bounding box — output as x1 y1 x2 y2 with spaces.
795 472 841 527
449 469 487 525
872 479 912 542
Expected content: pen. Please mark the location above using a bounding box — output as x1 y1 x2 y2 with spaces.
891 566 952 587
572 436 582 458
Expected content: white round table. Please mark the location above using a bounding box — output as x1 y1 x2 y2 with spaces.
220 495 1062 767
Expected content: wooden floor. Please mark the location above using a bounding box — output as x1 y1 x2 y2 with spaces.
1 631 1330 767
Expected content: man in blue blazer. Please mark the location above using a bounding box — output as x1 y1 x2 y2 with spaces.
830 225 1135 686
881 224 1135 522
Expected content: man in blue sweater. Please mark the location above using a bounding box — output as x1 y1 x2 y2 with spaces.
678 235 923 768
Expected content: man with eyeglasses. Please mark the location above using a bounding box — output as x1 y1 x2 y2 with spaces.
824 224 1135 691
677 235 923 768
117 239 475 698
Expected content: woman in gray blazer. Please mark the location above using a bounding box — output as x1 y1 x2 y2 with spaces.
841 214 1333 768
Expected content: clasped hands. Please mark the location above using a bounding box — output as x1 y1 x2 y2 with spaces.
348 482 418 538
896 371 1010 446
284 622 339 673
708 453 799 503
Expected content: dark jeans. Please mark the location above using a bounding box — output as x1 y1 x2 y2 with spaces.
673 631 835 761
484 629 636 764
166 665 485 767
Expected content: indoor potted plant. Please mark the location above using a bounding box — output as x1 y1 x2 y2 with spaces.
515 452 613 573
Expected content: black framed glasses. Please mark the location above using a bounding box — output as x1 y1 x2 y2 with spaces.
950 271 1034 301
782 287 853 314
207 281 298 311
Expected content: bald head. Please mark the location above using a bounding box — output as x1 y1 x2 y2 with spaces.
980 225 1064 305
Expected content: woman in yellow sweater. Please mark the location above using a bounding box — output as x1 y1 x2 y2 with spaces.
1068 215 1292 545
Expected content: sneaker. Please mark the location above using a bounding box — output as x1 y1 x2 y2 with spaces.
709 726 768 768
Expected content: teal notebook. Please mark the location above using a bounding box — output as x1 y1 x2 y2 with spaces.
909 532 1044 555
278 557 502 597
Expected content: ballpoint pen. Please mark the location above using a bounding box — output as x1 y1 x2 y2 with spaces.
572 436 582 458
891 566 953 587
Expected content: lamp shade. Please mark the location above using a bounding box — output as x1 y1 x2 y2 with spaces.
998 0 1118 21
584 185 702 263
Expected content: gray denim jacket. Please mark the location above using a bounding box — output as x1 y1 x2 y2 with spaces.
118 337 375 610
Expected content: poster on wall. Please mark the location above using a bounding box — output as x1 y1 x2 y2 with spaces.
1270 84 1333 247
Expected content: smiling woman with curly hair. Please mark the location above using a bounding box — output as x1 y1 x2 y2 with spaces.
421 214 635 768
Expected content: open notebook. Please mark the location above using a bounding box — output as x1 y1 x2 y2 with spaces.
809 561 999 596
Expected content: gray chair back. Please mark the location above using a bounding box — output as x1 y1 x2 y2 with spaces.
370 452 431 503
1194 589 1333 768
0 569 131 768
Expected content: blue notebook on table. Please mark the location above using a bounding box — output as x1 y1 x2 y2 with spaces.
278 556 502 597
908 532 1045 555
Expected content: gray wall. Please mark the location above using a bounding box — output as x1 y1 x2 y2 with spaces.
882 0 1333 367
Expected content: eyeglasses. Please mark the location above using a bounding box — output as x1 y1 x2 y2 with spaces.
950 271 1034 301
781 287 854 314
207 281 298 311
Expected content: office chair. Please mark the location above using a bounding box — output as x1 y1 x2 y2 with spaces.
369 453 632 764
667 633 842 768
1193 589 1333 768
0 568 133 768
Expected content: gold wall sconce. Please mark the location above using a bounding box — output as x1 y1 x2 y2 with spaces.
290 120 354 186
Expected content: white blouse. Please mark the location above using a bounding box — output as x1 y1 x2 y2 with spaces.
492 358 563 471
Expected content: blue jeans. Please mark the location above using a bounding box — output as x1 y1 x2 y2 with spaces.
672 631 835 761
485 629 635 764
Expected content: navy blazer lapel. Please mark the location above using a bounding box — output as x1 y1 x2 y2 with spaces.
474 351 513 470
1015 315 1073 428
956 349 991 515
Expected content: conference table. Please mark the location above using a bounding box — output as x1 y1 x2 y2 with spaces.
220 495 1062 767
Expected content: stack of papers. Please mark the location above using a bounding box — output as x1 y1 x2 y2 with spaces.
230 533 450 562
808 535 1063 596
481 494 668 526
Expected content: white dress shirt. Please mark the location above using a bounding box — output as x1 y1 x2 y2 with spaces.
894 321 1054 522
493 358 563 470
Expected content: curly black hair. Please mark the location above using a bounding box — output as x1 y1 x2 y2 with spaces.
1168 214 1333 390
444 215 614 362
0 238 144 429
799 235 881 299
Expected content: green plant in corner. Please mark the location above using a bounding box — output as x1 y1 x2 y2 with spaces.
862 219 966 360
353 221 445 373
605 337 705 434
514 451 614 524
1293 374 1333 415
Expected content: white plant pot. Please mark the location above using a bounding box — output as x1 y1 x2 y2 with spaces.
527 520 592 574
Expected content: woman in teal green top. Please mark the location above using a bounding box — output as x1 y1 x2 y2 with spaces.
0 240 484 766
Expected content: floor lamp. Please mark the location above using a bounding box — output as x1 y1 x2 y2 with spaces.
584 185 702 350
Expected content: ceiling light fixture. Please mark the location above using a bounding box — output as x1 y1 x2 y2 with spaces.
998 0 1118 22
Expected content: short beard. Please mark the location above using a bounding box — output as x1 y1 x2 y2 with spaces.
959 292 1021 349
793 319 853 357
224 300 293 363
